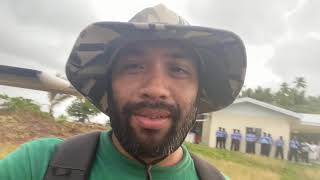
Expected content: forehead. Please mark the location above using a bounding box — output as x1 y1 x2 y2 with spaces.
116 40 200 64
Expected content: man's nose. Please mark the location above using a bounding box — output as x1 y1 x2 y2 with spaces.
140 67 170 100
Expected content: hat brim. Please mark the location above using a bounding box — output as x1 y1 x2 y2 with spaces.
66 22 246 113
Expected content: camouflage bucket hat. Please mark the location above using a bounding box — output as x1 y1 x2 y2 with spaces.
66 4 246 113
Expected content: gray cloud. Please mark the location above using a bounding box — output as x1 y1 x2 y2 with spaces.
267 38 320 95
289 0 320 35
185 0 320 94
8 0 97 33
186 0 299 44
0 0 98 74
1 0 319 98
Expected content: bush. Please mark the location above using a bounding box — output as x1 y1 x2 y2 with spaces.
56 114 68 123
67 98 100 122
0 94 49 118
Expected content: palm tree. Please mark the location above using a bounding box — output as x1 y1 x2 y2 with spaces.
293 77 306 89
239 87 253 98
280 82 290 94
292 77 307 105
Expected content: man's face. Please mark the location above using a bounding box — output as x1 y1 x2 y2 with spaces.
109 40 199 158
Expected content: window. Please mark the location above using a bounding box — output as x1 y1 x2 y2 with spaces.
246 127 262 138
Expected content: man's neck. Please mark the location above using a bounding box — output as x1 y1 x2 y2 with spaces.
111 133 183 167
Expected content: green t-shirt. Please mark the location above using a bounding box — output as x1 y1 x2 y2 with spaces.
0 131 200 180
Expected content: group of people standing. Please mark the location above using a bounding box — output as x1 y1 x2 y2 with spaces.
215 127 311 162
259 132 276 157
287 136 320 163
216 127 242 151
215 127 228 149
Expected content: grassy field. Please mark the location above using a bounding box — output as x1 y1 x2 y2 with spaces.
186 143 320 180
2 142 320 180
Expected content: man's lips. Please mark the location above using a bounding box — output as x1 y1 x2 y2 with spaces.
131 108 171 130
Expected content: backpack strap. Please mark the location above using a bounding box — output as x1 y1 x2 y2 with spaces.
44 131 101 180
190 153 225 180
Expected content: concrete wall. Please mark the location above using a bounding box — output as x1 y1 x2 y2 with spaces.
202 102 298 158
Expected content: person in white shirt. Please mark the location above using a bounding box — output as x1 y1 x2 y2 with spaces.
317 142 320 161
308 142 318 161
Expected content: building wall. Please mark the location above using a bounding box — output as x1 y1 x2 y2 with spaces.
185 132 195 143
202 102 298 158
202 117 212 146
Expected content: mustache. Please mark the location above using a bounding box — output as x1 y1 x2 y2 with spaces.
121 100 180 120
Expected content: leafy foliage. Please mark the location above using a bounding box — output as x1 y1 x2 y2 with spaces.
56 114 68 123
0 94 50 118
67 98 100 122
239 77 320 113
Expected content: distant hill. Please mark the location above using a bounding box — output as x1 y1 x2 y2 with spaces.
0 110 108 144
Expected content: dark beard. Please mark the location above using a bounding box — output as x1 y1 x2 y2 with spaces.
108 98 198 159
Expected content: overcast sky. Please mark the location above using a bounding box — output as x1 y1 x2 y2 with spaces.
0 0 319 119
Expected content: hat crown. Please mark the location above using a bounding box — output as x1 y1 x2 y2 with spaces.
129 4 189 25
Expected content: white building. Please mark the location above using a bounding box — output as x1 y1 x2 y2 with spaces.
195 97 320 158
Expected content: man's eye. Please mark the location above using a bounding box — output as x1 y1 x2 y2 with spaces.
169 66 190 77
122 63 144 73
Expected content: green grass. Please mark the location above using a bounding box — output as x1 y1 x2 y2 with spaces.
2 143 320 180
186 143 320 180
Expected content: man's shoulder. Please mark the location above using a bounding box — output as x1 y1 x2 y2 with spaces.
7 137 64 163
23 136 64 151
4 137 63 157
0 137 64 180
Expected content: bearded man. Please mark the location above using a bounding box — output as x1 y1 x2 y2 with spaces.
0 4 246 180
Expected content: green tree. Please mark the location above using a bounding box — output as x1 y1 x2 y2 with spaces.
293 77 306 89
67 98 100 122
0 94 9 100
291 88 306 105
280 82 290 94
291 77 307 105
2 97 42 112
238 77 320 114
239 87 254 98
274 82 294 107
239 86 274 103
253 86 274 103
0 94 51 117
